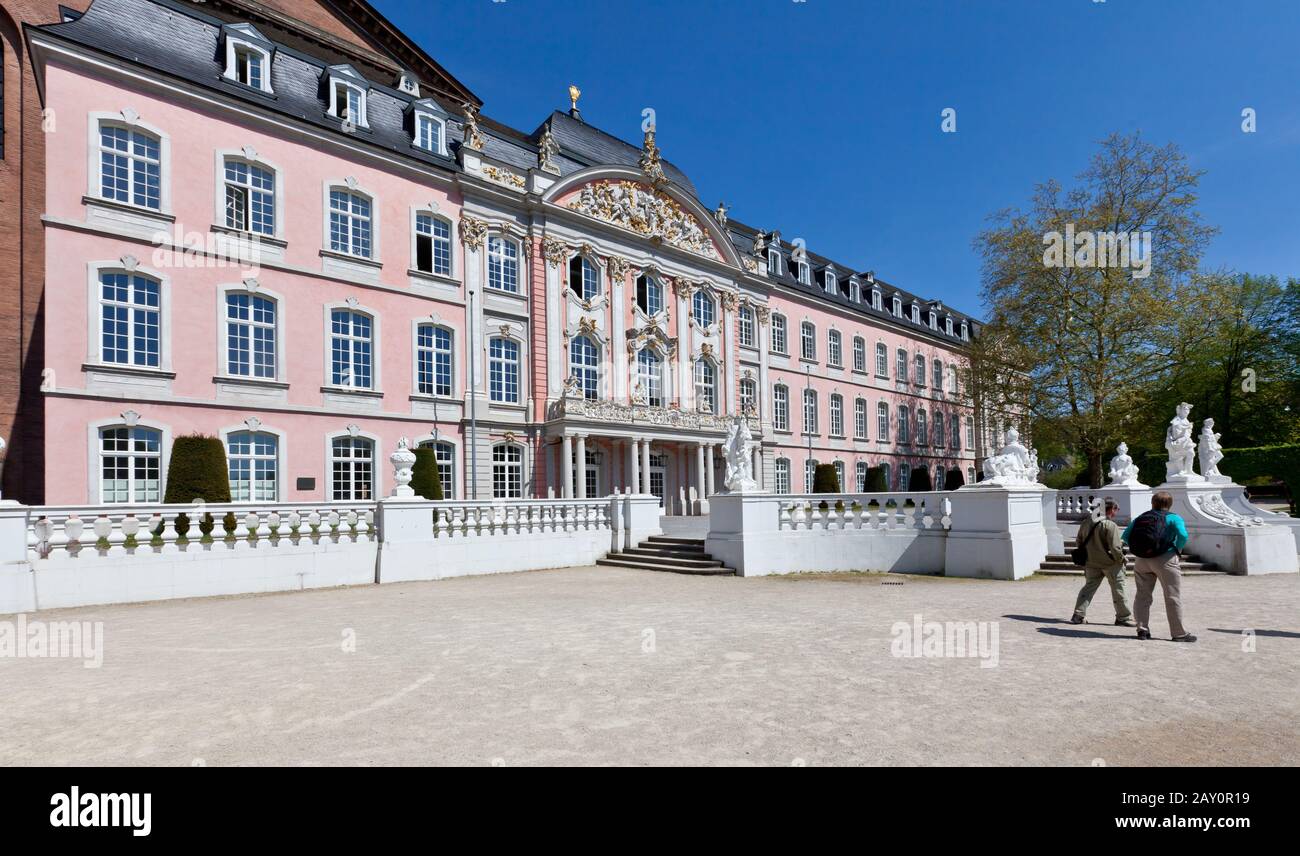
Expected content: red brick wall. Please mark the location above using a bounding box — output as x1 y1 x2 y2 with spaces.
0 0 85 503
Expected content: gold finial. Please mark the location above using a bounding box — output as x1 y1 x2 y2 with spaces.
568 85 582 120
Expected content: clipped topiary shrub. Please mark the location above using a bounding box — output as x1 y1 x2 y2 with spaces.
813 463 840 494
410 447 444 500
944 468 966 490
163 434 232 540
865 465 889 492
909 467 933 491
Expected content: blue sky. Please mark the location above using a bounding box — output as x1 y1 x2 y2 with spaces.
378 0 1300 318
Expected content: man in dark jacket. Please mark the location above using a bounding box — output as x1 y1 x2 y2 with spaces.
1070 499 1134 626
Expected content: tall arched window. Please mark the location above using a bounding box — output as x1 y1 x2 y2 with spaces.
914 354 926 385
417 439 456 499
100 271 161 368
692 290 715 327
226 292 276 379
739 377 757 414
223 158 275 235
773 384 789 431
854 397 867 439
856 461 868 492
330 435 375 500
489 337 520 403
829 394 844 436
227 431 279 501
569 334 599 400
771 313 788 354
934 411 945 448
569 255 600 300
416 324 453 397
330 309 373 389
827 330 842 366
414 212 452 276
916 409 928 445
853 336 866 372
636 274 662 316
739 305 756 347
952 413 962 449
800 321 816 360
636 348 662 406
933 358 944 390
99 425 163 503
774 458 791 494
694 359 716 413
98 122 161 209
898 404 910 444
803 388 818 435
880 462 892 490
877 401 890 440
875 342 888 376
328 187 372 257
487 235 520 293
492 443 523 498
896 347 907 380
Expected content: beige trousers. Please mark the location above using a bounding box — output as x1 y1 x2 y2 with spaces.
1132 551 1188 638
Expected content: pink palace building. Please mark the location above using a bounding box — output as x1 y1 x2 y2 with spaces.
26 0 981 509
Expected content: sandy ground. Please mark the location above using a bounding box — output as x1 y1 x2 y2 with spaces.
1 567 1297 766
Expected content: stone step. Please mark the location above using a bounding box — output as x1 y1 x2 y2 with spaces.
645 536 705 547
607 551 724 569
623 546 710 560
596 557 736 576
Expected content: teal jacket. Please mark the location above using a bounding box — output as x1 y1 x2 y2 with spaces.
1122 512 1189 553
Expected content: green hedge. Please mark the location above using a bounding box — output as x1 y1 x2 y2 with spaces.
909 467 932 491
812 463 840 494
943 468 966 490
410 448 444 500
1221 444 1299 514
163 434 232 540
865 465 889 492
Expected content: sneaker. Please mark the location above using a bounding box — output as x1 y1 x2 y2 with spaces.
1172 634 1198 643
1137 629 1152 640
1114 618 1136 627
1069 615 1085 625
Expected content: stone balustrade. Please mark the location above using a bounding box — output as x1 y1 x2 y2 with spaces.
774 492 952 531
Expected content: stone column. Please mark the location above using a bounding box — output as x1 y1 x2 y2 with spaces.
628 439 640 493
575 434 587 499
641 439 652 495
752 445 763 490
561 434 573 499
695 443 706 508
705 444 716 497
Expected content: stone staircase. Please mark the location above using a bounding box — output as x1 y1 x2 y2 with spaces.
597 536 736 576
1039 537 1223 576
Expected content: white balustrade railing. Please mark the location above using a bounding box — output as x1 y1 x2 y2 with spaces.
1056 489 1100 520
27 501 378 561
426 499 612 538
776 492 953 531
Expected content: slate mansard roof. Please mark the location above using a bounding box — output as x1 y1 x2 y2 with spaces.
31 0 976 343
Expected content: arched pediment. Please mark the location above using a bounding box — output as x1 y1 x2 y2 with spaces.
545 167 742 269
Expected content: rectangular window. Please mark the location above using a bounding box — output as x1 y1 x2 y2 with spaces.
226 293 276 378
489 338 520 403
331 436 374 500
801 323 816 361
416 325 453 397
965 416 974 450
855 399 867 439
330 309 373 389
493 444 523 498
878 403 890 441
827 332 842 367
774 459 790 494
100 272 160 367
739 307 755 348
415 114 442 153
853 338 865 372
876 343 888 377
234 48 263 89
896 348 907 380
771 315 787 354
830 395 844 436
803 389 818 435
415 213 451 275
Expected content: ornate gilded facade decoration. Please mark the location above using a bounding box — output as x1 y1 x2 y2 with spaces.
569 180 715 258
671 278 695 300
577 317 598 337
537 123 561 175
639 127 667 186
483 164 525 189
606 256 631 283
719 291 739 312
753 305 772 324
542 237 570 267
459 215 487 249
742 257 759 274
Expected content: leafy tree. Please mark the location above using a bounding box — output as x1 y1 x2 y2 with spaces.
973 132 1221 487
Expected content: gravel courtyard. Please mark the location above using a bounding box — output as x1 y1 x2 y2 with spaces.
2 567 1297 766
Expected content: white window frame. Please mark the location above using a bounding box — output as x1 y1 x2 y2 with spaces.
326 430 380 501
773 384 790 432
774 458 791 494
323 182 379 260
413 321 456 398
492 442 525 498
416 436 459 500
829 393 844 437
635 273 663 317
827 329 842 367
216 283 285 383
878 401 890 441
770 313 788 355
796 260 811 285
85 261 172 373
323 302 381 392
800 321 816 361
487 234 521 294
694 358 718 414
852 336 866 372
87 113 172 214
636 346 666 407
411 208 454 277
739 305 756 348
569 334 601 400
692 290 716 328
326 68 370 128
89 418 170 505
216 152 282 238
875 342 888 377
767 248 782 275
803 388 818 436
488 335 522 403
224 39 273 94
854 397 868 439
220 423 286 502
413 108 446 156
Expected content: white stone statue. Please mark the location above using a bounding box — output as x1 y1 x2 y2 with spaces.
1164 402 1200 481
979 426 1041 486
1199 418 1227 482
537 124 561 174
562 374 584 399
723 417 759 493
1107 441 1143 486
389 436 417 499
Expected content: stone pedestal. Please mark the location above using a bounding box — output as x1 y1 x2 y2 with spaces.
0 501 37 614
1040 489 1064 554
1094 483 1154 525
1220 485 1300 553
944 485 1050 580
1159 481 1298 575
622 494 663 551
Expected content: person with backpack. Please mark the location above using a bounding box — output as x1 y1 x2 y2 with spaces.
1069 499 1133 626
1122 491 1195 642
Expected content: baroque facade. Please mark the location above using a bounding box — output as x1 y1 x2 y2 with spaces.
24 0 981 508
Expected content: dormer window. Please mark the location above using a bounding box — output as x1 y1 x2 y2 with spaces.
849 279 861 302
767 248 782 275
326 65 369 128
892 296 902 317
796 260 811 285
824 271 837 295
945 316 954 336
409 99 448 155
910 304 920 323
871 289 882 310
397 71 421 96
929 311 937 330
222 24 274 94
960 321 969 341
